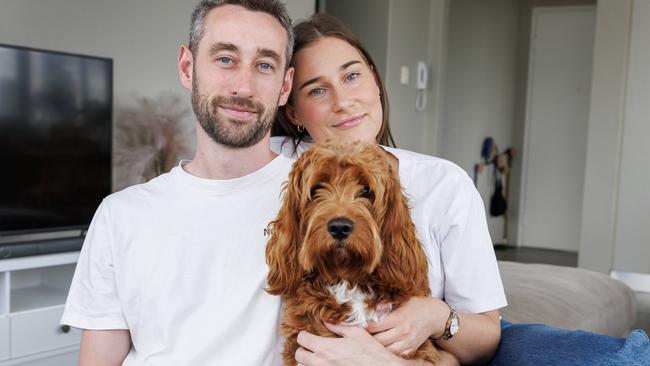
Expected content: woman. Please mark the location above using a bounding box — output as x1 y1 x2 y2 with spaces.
272 13 502 366
271 13 650 366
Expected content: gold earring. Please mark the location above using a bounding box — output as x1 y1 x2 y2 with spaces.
297 125 305 133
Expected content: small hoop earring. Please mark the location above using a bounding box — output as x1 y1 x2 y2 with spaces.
297 125 305 133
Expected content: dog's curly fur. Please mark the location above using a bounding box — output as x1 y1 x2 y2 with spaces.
266 141 439 365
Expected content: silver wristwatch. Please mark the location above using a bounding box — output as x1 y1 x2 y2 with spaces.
436 304 459 341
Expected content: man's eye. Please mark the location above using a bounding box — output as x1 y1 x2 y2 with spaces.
217 57 233 65
259 62 274 71
308 88 325 97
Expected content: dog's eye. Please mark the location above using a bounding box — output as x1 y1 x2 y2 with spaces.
360 186 373 198
310 184 323 198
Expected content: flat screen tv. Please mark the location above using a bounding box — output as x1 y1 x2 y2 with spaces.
0 44 112 238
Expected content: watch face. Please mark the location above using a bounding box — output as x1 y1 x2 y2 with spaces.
450 319 459 335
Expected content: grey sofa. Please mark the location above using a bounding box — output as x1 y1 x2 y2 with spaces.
498 261 636 337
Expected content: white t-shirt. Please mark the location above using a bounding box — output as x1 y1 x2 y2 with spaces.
271 137 507 313
62 154 293 366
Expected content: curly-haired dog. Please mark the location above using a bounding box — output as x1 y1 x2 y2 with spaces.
266 141 439 365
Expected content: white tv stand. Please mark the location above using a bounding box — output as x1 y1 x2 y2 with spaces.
0 252 81 366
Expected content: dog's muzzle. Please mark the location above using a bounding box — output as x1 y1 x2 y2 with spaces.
327 217 353 240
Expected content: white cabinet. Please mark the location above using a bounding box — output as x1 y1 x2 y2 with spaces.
11 306 81 358
0 316 9 361
9 351 79 366
0 252 80 366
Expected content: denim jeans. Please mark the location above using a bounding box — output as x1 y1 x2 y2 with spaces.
487 320 650 366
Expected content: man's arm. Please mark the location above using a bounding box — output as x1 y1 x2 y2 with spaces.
78 329 131 366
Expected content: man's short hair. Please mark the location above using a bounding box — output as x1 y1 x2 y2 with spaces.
189 0 294 68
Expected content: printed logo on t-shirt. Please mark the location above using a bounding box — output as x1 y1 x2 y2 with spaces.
264 223 274 237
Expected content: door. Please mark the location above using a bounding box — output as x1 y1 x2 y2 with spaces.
519 6 596 251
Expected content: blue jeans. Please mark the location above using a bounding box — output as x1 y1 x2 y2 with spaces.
487 320 650 365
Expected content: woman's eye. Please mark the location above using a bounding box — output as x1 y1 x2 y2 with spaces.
345 72 360 82
360 186 373 198
308 87 325 97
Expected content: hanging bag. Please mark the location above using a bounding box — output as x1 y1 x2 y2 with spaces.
490 172 507 217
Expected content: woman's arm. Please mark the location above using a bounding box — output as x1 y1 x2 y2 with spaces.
434 308 501 364
368 297 501 364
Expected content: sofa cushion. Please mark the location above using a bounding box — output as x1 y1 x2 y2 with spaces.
498 261 636 337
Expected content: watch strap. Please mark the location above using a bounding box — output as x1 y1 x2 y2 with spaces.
434 303 458 342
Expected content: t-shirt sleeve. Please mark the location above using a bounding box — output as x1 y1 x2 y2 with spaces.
60 200 129 330
437 171 507 314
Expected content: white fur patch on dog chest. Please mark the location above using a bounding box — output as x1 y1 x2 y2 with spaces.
327 281 392 328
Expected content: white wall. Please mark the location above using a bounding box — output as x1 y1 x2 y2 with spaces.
285 0 316 22
0 0 190 108
385 0 442 154
578 0 632 273
425 0 449 157
0 0 314 190
440 0 519 171
323 0 390 85
580 0 650 277
611 0 650 274
439 0 520 243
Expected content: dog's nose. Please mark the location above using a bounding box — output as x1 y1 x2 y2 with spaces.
327 217 353 240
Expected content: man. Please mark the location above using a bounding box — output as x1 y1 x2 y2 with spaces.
62 1 455 364
61 1 294 364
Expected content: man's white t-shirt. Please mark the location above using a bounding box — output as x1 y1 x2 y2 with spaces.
62 154 293 366
271 137 507 313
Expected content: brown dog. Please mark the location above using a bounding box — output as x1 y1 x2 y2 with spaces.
266 141 439 365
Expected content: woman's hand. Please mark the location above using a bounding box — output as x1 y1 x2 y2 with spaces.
367 297 450 356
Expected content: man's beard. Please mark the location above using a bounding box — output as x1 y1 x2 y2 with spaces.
191 75 278 148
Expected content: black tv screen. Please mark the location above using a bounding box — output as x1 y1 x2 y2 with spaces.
0 44 112 235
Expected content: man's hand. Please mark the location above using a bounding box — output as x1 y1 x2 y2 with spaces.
367 297 449 356
294 322 460 366
295 323 403 366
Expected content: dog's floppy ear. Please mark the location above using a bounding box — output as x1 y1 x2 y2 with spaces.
374 164 430 298
265 159 306 297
